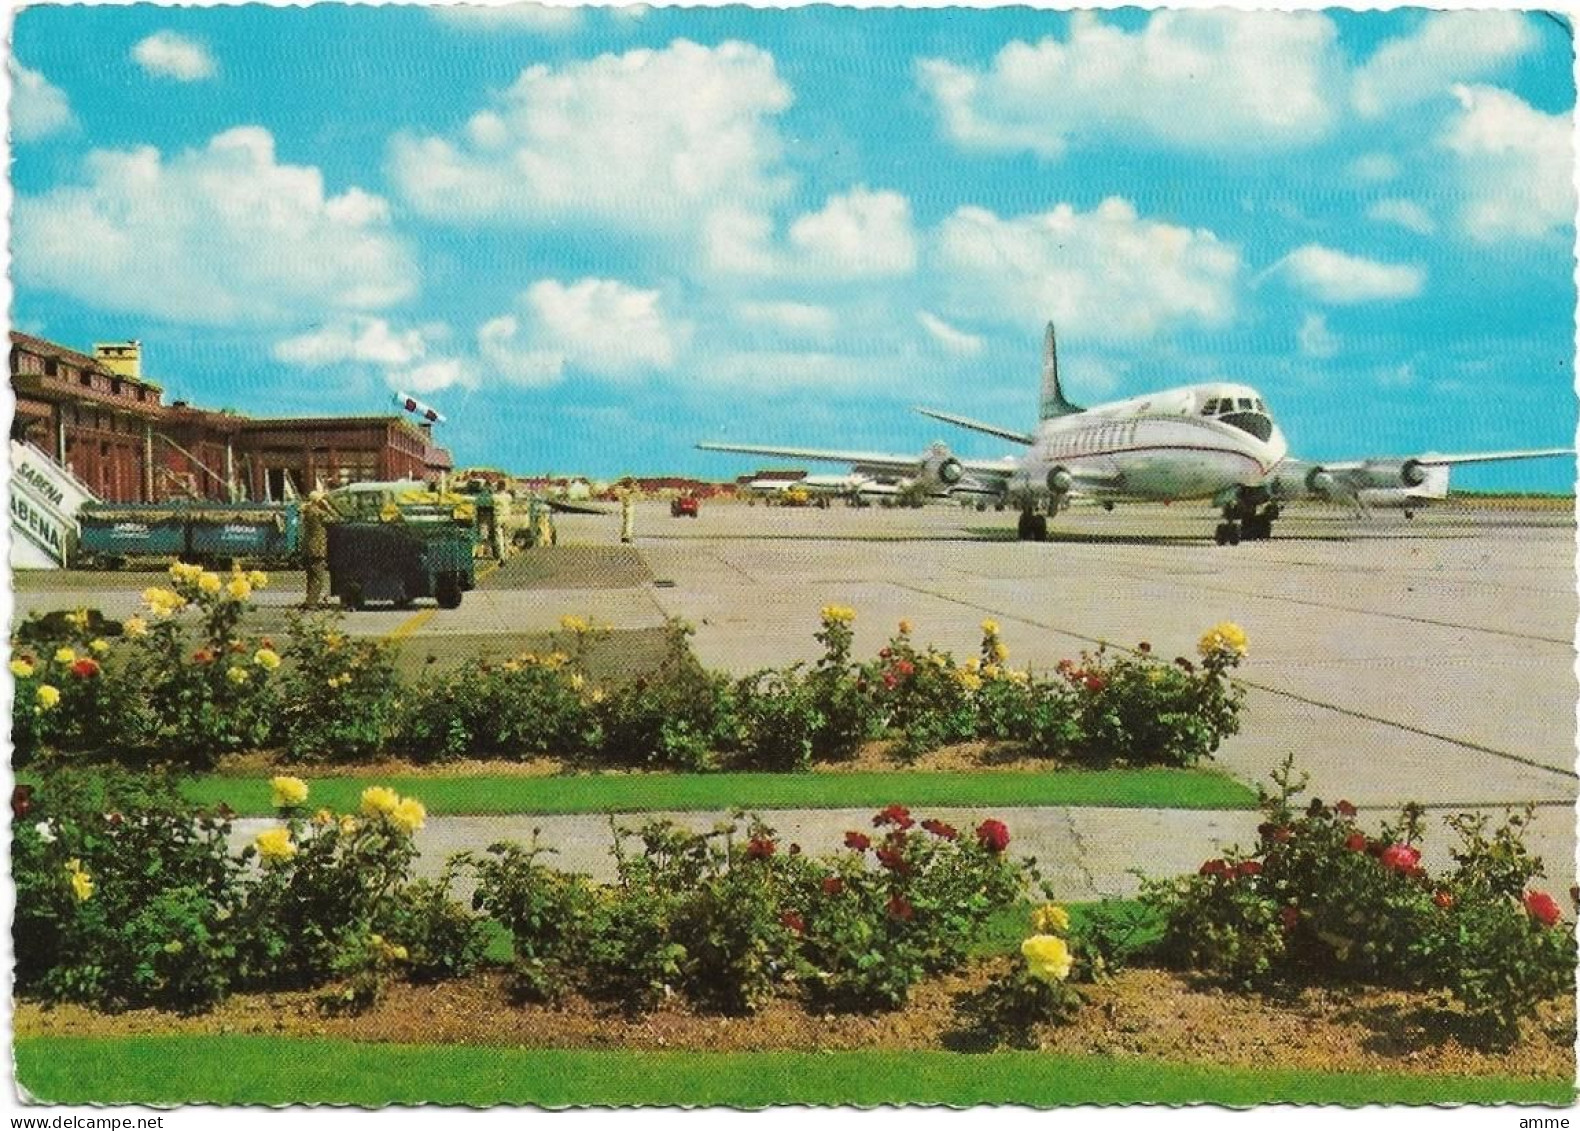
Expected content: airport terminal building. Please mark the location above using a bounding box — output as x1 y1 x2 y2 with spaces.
10 331 453 504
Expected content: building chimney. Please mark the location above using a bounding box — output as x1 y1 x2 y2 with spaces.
94 340 141 379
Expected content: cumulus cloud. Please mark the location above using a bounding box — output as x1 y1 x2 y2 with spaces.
273 317 431 369
478 278 685 385
131 31 217 82
934 197 1241 340
1271 245 1425 304
917 10 1342 157
788 188 916 277
1366 199 1437 236
10 63 74 141
1440 84 1574 244
917 312 983 356
13 127 418 325
388 39 792 234
1352 11 1535 119
1297 312 1340 359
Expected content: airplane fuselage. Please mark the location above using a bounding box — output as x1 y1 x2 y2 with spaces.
1008 382 1290 505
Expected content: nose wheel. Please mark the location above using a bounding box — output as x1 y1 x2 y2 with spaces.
1214 521 1242 546
1216 500 1280 546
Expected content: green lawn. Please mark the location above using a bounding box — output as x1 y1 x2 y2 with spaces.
15 1038 1571 1107
172 767 1257 816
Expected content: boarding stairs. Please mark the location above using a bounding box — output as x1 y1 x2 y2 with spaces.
10 440 99 569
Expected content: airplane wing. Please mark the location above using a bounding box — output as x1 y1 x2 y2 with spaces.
696 440 1016 495
543 498 611 516
911 407 1036 446
1269 448 1573 504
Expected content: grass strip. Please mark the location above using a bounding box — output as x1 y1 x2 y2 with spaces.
16 1038 1572 1108
173 768 1257 816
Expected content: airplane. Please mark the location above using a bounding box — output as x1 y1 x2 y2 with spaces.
698 324 1573 544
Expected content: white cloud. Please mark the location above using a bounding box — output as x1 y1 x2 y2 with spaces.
788 187 916 277
273 317 431 369
478 278 684 384
917 312 983 356
1440 84 1574 244
1272 245 1425 304
1366 199 1437 236
934 197 1241 340
736 302 838 339
14 127 418 325
392 358 475 395
131 31 217 82
431 4 584 33
1346 153 1401 184
1297 312 1340 359
1352 11 1535 119
389 39 792 234
10 63 74 141
917 10 1341 158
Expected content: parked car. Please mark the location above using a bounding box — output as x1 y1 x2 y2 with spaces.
671 496 700 518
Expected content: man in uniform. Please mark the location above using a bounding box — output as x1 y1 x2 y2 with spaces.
301 489 334 608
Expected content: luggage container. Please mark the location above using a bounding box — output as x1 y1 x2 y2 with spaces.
186 504 300 567
74 505 196 569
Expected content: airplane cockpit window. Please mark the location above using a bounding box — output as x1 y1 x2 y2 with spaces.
1202 399 1218 415
1237 398 1253 411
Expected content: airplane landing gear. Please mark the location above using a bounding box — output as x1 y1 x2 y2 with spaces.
1216 495 1280 546
1016 508 1049 542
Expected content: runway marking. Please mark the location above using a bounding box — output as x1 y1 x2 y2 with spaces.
383 559 500 644
890 580 1579 784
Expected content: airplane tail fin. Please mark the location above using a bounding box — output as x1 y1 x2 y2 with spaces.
1039 322 1084 420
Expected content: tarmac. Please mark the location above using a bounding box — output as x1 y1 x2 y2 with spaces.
16 497 1578 899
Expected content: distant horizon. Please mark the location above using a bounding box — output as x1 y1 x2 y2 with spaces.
10 5 1576 492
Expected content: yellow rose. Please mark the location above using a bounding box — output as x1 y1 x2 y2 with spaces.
981 619 1000 637
124 616 149 638
270 776 309 809
389 797 427 836
312 808 335 826
1198 621 1249 660
226 666 251 685
254 648 282 671
89 638 110 655
198 573 223 595
53 646 76 664
1022 934 1073 984
559 615 589 634
255 827 296 863
247 570 269 590
11 658 35 679
65 609 90 631
340 815 359 836
1030 904 1071 935
36 685 60 710
65 860 94 902
226 577 253 601
991 642 1010 663
360 786 400 817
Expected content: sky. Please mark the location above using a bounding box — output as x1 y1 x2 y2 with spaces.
7 3 1578 490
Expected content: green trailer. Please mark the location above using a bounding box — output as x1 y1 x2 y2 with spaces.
324 481 478 610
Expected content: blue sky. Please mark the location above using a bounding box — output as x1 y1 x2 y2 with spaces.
8 4 1577 489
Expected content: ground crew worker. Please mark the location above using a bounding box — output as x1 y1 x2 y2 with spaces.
620 492 635 544
301 489 334 608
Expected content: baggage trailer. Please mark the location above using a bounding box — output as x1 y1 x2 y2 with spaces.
74 502 300 570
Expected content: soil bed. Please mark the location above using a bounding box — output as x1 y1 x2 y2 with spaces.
17 963 1573 1081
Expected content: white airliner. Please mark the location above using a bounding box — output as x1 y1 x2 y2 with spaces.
699 324 1573 544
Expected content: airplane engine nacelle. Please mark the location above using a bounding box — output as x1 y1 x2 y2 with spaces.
920 446 964 487
1046 466 1073 495
1305 466 1337 498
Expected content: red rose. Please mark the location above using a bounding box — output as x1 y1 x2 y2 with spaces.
1433 890 1455 910
1335 800 1357 819
779 911 805 934
1525 890 1562 928
821 876 844 896
1236 859 1263 878
896 660 915 678
192 648 215 664
69 657 101 679
873 804 914 831
976 819 1010 853
887 894 915 921
1379 843 1421 874
1280 905 1299 934
1344 833 1368 853
1083 674 1106 692
1198 859 1230 877
876 846 912 875
745 837 775 860
1258 823 1292 845
844 831 871 852
1137 642 1151 654
920 819 958 841
11 785 34 820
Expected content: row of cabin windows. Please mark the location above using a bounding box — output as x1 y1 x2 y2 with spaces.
1202 397 1266 416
